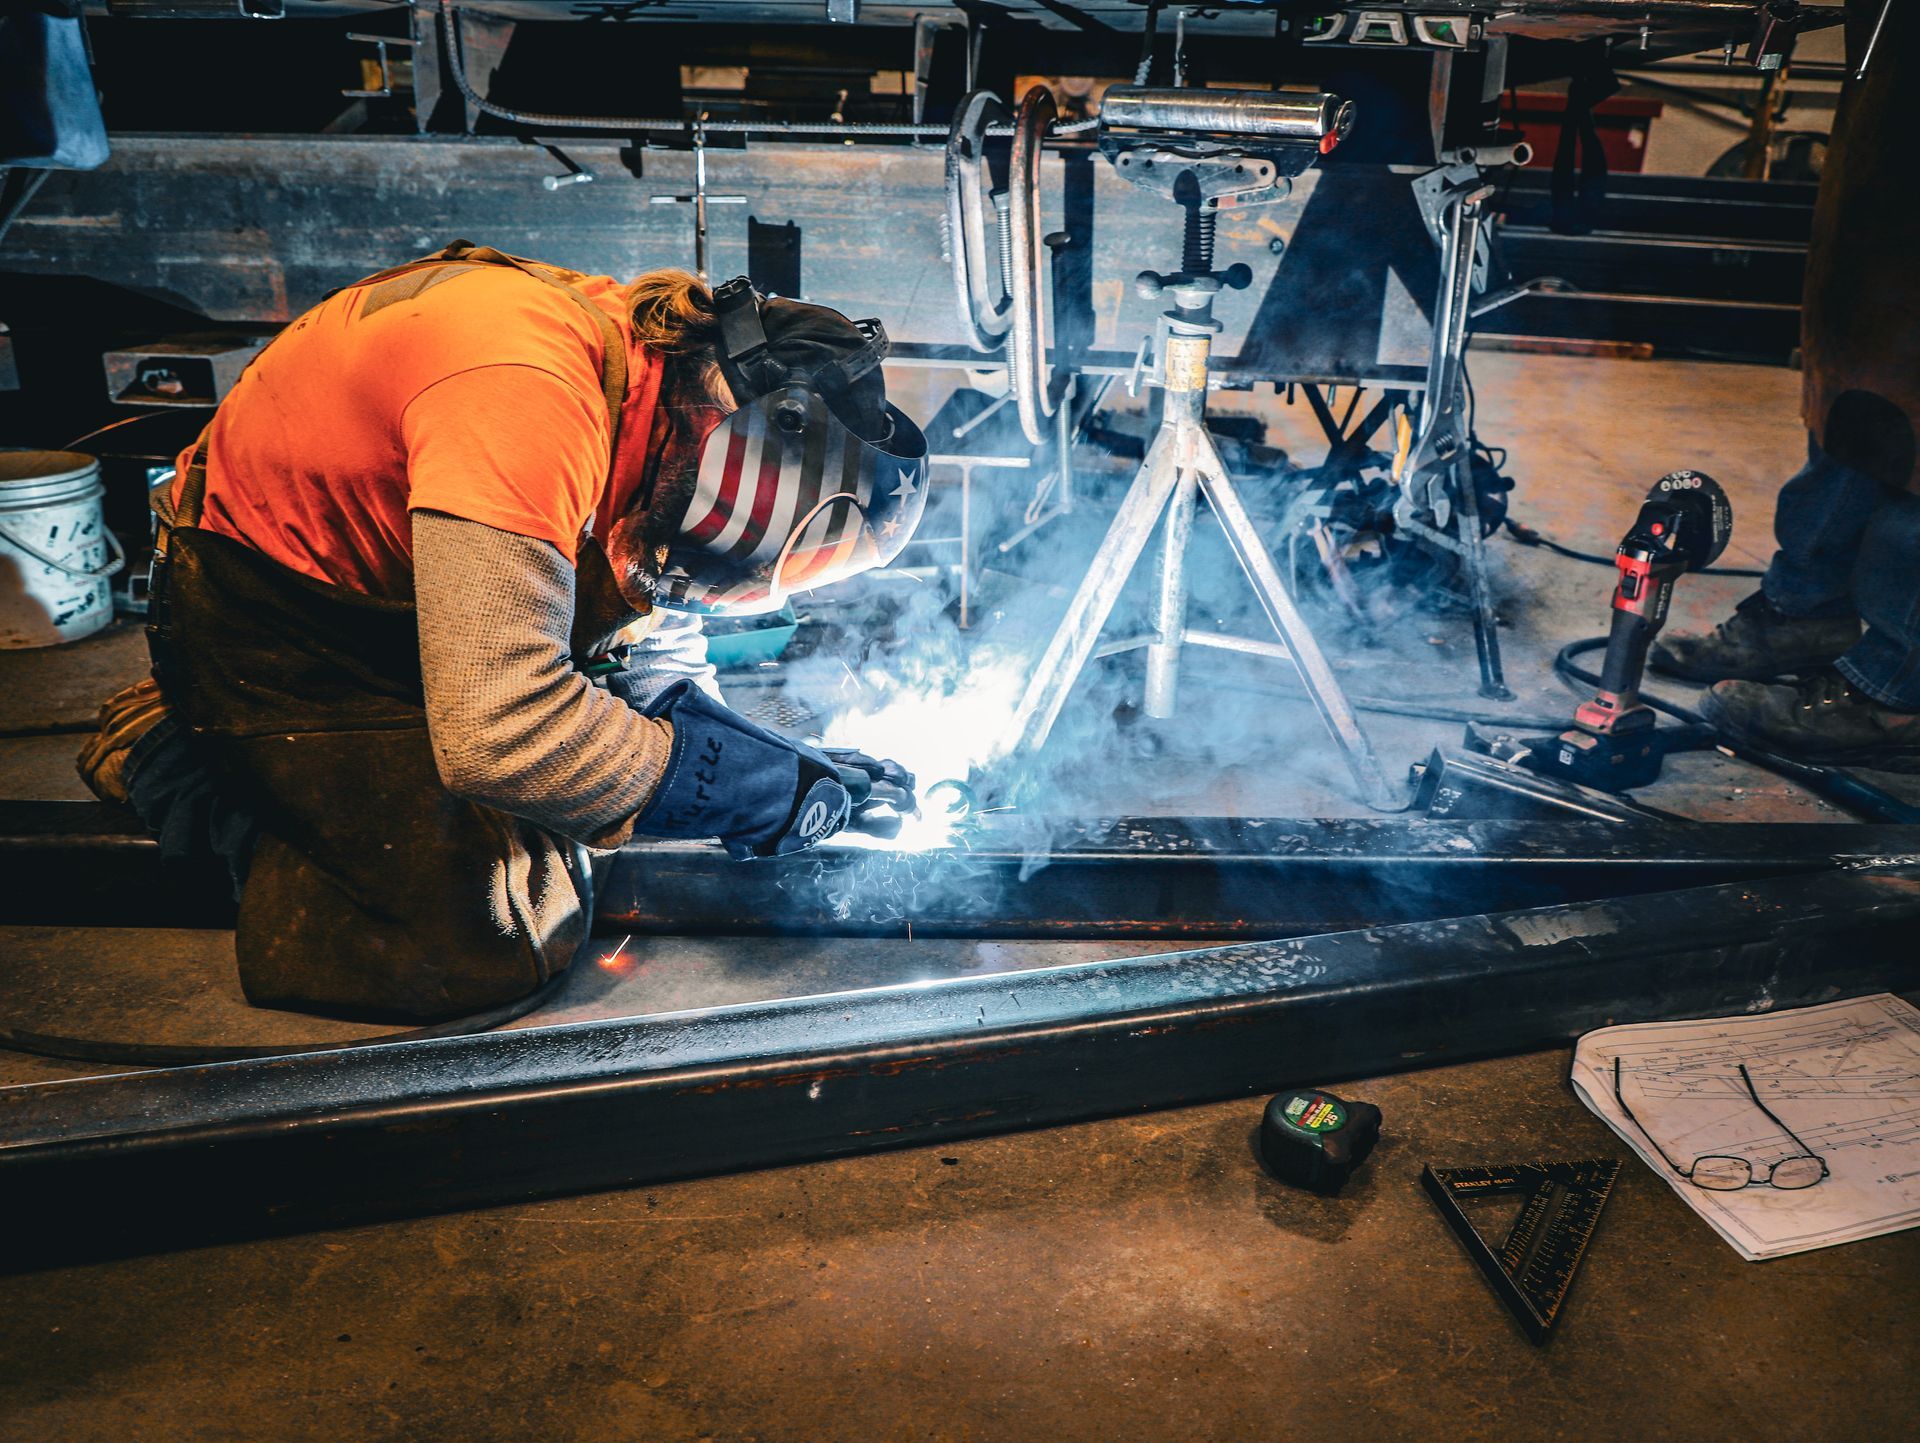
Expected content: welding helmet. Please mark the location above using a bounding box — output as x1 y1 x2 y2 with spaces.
657 278 930 616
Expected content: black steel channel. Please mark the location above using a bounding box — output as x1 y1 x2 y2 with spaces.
2 863 1917 1271
8 801 1920 938
603 818 1920 941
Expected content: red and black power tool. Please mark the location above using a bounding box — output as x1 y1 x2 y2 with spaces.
1477 471 1732 792
1547 471 1733 788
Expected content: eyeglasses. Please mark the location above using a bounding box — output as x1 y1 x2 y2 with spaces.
1612 1057 1831 1192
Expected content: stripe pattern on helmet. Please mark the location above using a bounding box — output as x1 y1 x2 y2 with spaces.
660 384 927 615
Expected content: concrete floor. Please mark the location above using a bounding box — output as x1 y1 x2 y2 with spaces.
3 351 1918 1440
5 1045 1916 1443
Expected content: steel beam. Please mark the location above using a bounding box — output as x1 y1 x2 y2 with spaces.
1 135 1304 358
3 861 1916 1270
9 801 1920 937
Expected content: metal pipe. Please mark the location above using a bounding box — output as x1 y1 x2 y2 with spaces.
1144 468 1197 717
1099 86 1352 141
1856 0 1893 80
1008 85 1060 445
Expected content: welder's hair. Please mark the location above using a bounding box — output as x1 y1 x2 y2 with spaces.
626 269 730 404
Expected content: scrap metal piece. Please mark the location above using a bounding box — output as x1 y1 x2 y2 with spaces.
102 333 269 408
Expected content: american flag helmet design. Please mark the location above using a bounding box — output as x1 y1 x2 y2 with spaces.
658 383 929 615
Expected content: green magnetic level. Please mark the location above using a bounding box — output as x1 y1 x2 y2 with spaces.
1258 1087 1382 1195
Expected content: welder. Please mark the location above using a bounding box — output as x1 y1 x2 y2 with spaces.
1652 0 1919 769
76 243 928 1020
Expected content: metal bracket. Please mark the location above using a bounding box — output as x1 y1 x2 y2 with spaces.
341 31 415 100
648 117 747 283
1008 85 1069 445
539 143 596 191
944 90 1014 352
912 13 965 127
1107 145 1288 213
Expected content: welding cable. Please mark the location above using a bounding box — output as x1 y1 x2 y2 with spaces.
0 168 49 251
1503 519 1766 579
1455 363 1764 580
58 412 186 453
1180 658 1571 732
1552 636 1920 824
0 968 573 1068
439 0 1100 140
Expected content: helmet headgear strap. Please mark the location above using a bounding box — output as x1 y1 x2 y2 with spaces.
711 276 891 407
713 276 784 401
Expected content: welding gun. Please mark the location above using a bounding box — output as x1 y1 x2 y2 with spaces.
823 746 918 838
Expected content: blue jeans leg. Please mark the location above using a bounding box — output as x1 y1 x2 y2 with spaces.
1763 433 1920 710
1837 486 1920 710
1763 434 1881 620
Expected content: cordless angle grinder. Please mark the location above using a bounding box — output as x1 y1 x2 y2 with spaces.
1471 470 1732 792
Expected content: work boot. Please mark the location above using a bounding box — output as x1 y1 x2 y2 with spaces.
1650 591 1859 682
1698 670 1920 770
1651 587 1858 683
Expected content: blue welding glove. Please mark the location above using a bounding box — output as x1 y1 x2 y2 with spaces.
821 746 917 819
632 680 851 860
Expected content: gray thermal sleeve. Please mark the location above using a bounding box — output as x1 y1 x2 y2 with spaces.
622 609 723 706
412 509 673 846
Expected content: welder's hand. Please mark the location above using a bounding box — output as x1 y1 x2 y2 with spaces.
821 746 918 822
632 681 851 859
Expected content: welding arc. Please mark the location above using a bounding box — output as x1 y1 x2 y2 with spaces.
1553 637 1920 824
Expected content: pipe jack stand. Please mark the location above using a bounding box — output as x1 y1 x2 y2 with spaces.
1004 146 1403 811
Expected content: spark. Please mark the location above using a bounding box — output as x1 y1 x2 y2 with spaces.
597 934 636 974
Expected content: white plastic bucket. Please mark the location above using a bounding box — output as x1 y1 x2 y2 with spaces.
0 449 125 649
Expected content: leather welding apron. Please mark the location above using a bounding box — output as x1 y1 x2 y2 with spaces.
148 243 648 1020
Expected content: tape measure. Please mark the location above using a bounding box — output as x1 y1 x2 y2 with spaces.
1258 1087 1382 1195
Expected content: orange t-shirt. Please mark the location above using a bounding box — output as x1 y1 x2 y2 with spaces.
177 263 665 597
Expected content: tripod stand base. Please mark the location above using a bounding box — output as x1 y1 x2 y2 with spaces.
1005 392 1406 812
